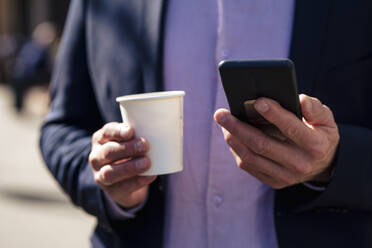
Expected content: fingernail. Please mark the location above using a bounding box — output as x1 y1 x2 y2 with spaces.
255 100 269 113
134 140 145 152
136 158 148 170
217 113 227 125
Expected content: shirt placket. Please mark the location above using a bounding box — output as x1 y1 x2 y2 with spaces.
205 0 231 245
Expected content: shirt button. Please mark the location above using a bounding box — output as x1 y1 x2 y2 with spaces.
213 195 223 207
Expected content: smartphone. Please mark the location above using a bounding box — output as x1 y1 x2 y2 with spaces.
218 59 302 126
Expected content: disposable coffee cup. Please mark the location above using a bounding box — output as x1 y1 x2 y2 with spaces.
116 91 185 176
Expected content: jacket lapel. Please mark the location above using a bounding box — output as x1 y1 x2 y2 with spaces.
141 0 166 92
276 1 333 242
289 0 331 95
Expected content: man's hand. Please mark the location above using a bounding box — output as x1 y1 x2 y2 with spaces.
214 94 340 189
88 122 156 208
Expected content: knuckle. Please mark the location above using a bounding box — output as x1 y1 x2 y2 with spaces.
102 145 115 160
100 166 114 185
92 131 100 143
295 162 312 175
96 130 107 143
88 152 100 168
308 144 327 158
101 130 110 141
224 132 234 146
102 122 131 141
102 147 111 160
284 124 299 138
101 124 113 137
102 123 111 129
103 122 116 131
252 136 269 155
123 125 135 140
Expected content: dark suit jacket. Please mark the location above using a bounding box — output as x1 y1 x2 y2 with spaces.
40 0 372 247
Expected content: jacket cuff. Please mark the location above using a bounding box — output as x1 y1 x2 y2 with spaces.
307 124 372 210
276 124 372 213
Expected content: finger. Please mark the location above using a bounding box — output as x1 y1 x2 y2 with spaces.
90 137 149 170
252 97 318 148
226 137 291 189
299 94 336 127
243 101 288 141
243 100 270 125
95 157 151 186
101 137 149 163
222 128 296 186
106 175 157 200
259 125 288 142
94 122 134 144
216 109 309 174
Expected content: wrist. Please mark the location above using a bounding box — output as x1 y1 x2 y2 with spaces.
309 143 339 183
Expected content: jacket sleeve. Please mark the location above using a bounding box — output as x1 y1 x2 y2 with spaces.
276 123 372 213
39 0 113 231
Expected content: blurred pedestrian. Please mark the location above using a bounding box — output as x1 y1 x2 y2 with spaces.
0 34 18 84
11 22 56 112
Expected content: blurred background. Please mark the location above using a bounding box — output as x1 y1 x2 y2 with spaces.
0 1 95 247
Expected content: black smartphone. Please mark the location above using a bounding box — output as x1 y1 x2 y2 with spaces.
218 59 302 126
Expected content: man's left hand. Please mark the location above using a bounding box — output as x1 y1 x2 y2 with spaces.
214 94 340 189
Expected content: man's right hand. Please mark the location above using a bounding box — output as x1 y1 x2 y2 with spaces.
88 122 156 208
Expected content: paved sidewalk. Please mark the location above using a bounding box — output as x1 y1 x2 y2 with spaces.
0 85 95 248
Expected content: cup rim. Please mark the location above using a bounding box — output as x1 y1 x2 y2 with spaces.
116 91 185 102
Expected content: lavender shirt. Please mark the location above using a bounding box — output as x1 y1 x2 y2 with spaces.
162 1 294 248
105 0 295 246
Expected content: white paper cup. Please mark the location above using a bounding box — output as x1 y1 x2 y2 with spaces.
116 91 185 176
